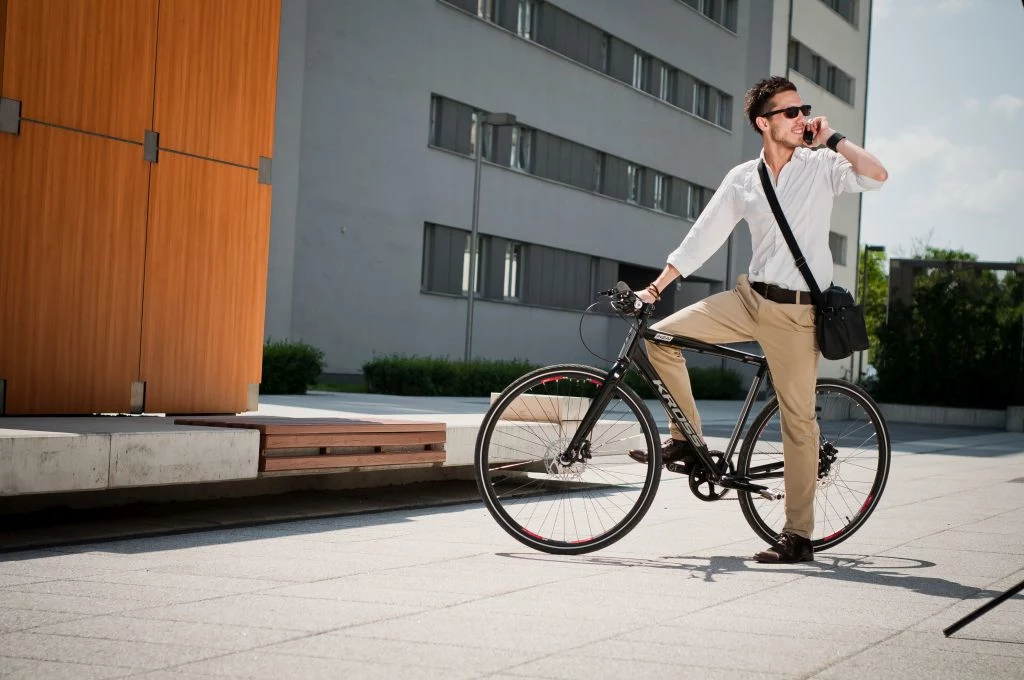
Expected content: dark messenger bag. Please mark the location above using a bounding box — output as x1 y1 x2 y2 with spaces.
757 160 869 361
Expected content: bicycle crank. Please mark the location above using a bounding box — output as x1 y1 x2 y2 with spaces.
687 452 733 502
717 475 784 501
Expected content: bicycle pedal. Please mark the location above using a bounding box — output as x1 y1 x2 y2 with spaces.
665 462 689 475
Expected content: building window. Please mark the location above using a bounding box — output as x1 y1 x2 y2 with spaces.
429 94 475 155
429 96 717 220
632 51 650 91
627 164 642 203
429 95 441 146
516 0 536 38
510 126 533 171
681 0 739 32
476 0 494 21
423 223 471 296
788 40 800 71
716 93 732 129
462 233 485 294
470 111 481 156
821 0 857 26
829 232 848 266
723 0 738 31
652 173 669 212
600 34 611 73
658 66 673 102
693 82 710 119
504 242 524 299
788 40 856 105
687 184 706 219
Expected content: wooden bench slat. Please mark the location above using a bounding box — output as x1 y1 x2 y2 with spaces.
175 415 448 474
263 431 446 450
260 449 445 472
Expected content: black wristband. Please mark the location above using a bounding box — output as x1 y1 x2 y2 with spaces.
826 132 846 152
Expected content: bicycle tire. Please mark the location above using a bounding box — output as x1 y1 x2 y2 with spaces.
474 364 661 555
736 378 891 552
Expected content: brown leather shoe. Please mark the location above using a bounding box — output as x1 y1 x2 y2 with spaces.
627 438 699 469
753 532 814 563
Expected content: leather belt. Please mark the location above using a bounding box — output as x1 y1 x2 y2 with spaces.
751 281 813 305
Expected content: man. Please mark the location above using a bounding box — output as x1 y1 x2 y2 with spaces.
631 76 888 563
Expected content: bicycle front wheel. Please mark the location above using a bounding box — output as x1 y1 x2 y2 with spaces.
736 378 891 552
474 364 661 555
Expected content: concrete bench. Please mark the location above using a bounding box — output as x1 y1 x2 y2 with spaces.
174 416 446 475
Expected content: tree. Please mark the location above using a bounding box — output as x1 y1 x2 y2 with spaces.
873 249 1024 409
857 246 888 368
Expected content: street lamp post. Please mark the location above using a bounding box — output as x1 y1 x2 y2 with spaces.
465 111 517 362
859 244 885 382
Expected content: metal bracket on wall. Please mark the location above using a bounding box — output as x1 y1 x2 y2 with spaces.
0 97 21 135
0 379 6 415
130 381 146 414
143 130 159 162
258 156 272 185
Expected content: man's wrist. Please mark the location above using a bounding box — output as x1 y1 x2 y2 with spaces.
826 132 846 152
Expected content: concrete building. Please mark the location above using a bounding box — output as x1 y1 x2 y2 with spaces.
267 0 872 381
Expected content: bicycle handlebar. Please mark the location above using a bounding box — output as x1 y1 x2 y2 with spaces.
599 281 653 319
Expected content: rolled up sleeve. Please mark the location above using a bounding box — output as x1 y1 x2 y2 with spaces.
830 150 885 195
666 168 743 278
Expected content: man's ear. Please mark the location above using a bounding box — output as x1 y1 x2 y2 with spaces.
756 116 769 133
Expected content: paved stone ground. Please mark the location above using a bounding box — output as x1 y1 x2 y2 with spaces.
1 423 1022 678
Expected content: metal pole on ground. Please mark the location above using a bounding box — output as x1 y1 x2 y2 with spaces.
464 112 516 362
943 577 1024 637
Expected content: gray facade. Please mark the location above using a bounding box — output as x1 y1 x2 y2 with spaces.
267 0 774 377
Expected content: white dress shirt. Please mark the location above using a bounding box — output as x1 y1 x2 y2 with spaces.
667 147 885 292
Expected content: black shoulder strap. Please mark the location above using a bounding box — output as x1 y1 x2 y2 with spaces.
756 159 824 303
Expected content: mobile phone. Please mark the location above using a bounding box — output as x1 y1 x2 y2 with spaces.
803 125 815 145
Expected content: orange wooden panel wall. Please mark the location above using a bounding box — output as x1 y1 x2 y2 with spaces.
140 153 271 414
0 0 279 415
0 125 149 414
0 0 7 93
154 0 280 166
2 0 157 141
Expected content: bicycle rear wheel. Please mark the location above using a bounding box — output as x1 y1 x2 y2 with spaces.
736 378 891 552
474 364 661 555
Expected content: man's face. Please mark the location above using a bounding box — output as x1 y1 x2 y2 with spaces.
759 90 808 148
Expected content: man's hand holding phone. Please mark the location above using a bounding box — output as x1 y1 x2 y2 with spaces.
803 116 833 147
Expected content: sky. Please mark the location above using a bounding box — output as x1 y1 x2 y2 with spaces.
860 0 1024 262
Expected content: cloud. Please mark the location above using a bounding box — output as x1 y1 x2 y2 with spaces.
905 0 984 16
935 0 983 14
869 127 989 175
870 124 1021 217
873 0 895 19
990 94 1024 118
927 169 1024 215
964 98 981 113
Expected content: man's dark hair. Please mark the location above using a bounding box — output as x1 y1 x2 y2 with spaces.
744 76 797 134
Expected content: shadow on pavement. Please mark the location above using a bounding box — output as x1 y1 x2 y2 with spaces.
498 551 1024 603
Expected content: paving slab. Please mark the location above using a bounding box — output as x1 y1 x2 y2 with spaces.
0 398 1021 679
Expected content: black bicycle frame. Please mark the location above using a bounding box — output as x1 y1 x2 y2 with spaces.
564 312 774 483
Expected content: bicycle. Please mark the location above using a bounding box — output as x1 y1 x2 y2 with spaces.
474 282 891 555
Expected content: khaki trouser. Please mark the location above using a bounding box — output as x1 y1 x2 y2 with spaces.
648 275 821 538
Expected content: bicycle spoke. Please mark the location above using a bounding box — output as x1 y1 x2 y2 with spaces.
737 380 890 551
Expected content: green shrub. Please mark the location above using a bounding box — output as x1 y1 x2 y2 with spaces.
261 339 325 395
363 355 743 400
362 356 535 397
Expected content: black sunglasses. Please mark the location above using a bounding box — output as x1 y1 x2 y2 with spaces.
760 104 812 119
